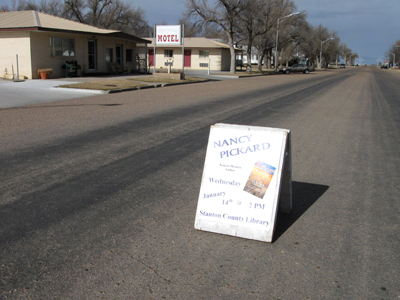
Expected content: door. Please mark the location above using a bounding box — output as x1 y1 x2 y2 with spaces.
149 49 154 67
116 45 123 67
115 45 124 68
88 40 97 70
105 48 113 63
184 50 191 67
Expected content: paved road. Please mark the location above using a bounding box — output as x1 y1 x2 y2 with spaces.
1 67 399 299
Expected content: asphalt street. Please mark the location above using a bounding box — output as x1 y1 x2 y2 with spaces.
0 67 399 299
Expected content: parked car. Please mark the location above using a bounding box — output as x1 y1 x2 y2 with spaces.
279 64 315 74
340 64 346 68
381 65 389 69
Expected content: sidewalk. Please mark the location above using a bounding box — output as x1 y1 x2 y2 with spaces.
0 77 106 109
0 71 243 109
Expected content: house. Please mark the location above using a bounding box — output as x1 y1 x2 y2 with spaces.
0 10 150 79
144 37 243 72
239 46 261 65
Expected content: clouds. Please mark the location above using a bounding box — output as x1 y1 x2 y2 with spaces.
137 0 399 64
133 0 185 26
294 0 400 63
1 0 397 63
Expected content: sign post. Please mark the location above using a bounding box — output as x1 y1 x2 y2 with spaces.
181 24 185 78
153 25 156 74
155 25 184 77
194 123 292 243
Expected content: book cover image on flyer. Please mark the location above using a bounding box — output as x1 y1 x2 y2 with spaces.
243 160 276 199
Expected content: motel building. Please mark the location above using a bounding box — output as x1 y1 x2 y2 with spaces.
144 35 243 73
0 11 242 79
0 10 150 79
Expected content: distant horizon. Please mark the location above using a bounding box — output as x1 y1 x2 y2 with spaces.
0 0 397 64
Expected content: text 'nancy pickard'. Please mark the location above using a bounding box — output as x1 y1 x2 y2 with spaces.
213 134 270 158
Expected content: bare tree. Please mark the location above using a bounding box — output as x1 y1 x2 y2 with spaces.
253 30 274 70
300 24 337 67
85 0 112 27
179 16 224 39
251 0 296 71
9 0 39 10
64 0 85 23
185 0 244 73
2 0 151 37
286 14 310 64
39 0 67 17
4 0 62 12
339 44 356 67
235 0 266 73
99 0 151 36
387 40 400 66
297 24 320 66
275 10 307 67
339 43 350 64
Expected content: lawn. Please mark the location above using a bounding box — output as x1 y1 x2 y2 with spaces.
128 76 208 84
59 79 147 91
59 76 208 91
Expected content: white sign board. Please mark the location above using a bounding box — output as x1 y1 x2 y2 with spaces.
194 124 292 242
155 25 182 45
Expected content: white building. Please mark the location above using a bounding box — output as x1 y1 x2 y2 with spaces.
144 37 242 72
0 10 150 79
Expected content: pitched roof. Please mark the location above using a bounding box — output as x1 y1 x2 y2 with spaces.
145 37 241 50
0 10 149 43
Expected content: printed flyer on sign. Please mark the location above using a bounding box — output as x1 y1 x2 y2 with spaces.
195 123 290 242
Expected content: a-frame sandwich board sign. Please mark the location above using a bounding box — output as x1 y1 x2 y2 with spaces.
194 123 292 242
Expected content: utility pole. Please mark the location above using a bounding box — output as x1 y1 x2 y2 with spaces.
274 12 300 72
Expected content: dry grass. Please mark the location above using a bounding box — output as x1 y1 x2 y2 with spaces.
59 76 208 91
59 79 147 91
127 76 208 84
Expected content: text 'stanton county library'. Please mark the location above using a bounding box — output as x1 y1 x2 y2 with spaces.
0 10 150 79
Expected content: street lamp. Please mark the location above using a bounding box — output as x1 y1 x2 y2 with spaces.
393 46 400 68
275 12 300 72
348 52 353 66
319 37 334 69
390 51 395 69
349 53 355 66
336 51 339 68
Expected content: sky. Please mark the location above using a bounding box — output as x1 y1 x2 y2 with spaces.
1 0 398 64
133 0 400 65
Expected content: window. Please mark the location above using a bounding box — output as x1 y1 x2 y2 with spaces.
116 45 122 65
199 50 209 58
164 50 173 58
88 40 96 70
126 49 133 63
50 37 75 57
105 48 113 62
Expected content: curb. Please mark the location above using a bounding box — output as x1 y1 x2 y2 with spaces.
108 79 210 93
53 87 107 94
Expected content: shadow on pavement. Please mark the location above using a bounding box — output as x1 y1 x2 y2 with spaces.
274 181 329 241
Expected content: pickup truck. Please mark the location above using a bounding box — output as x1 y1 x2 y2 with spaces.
279 64 315 74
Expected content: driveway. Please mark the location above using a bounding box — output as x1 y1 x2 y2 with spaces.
0 78 105 109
